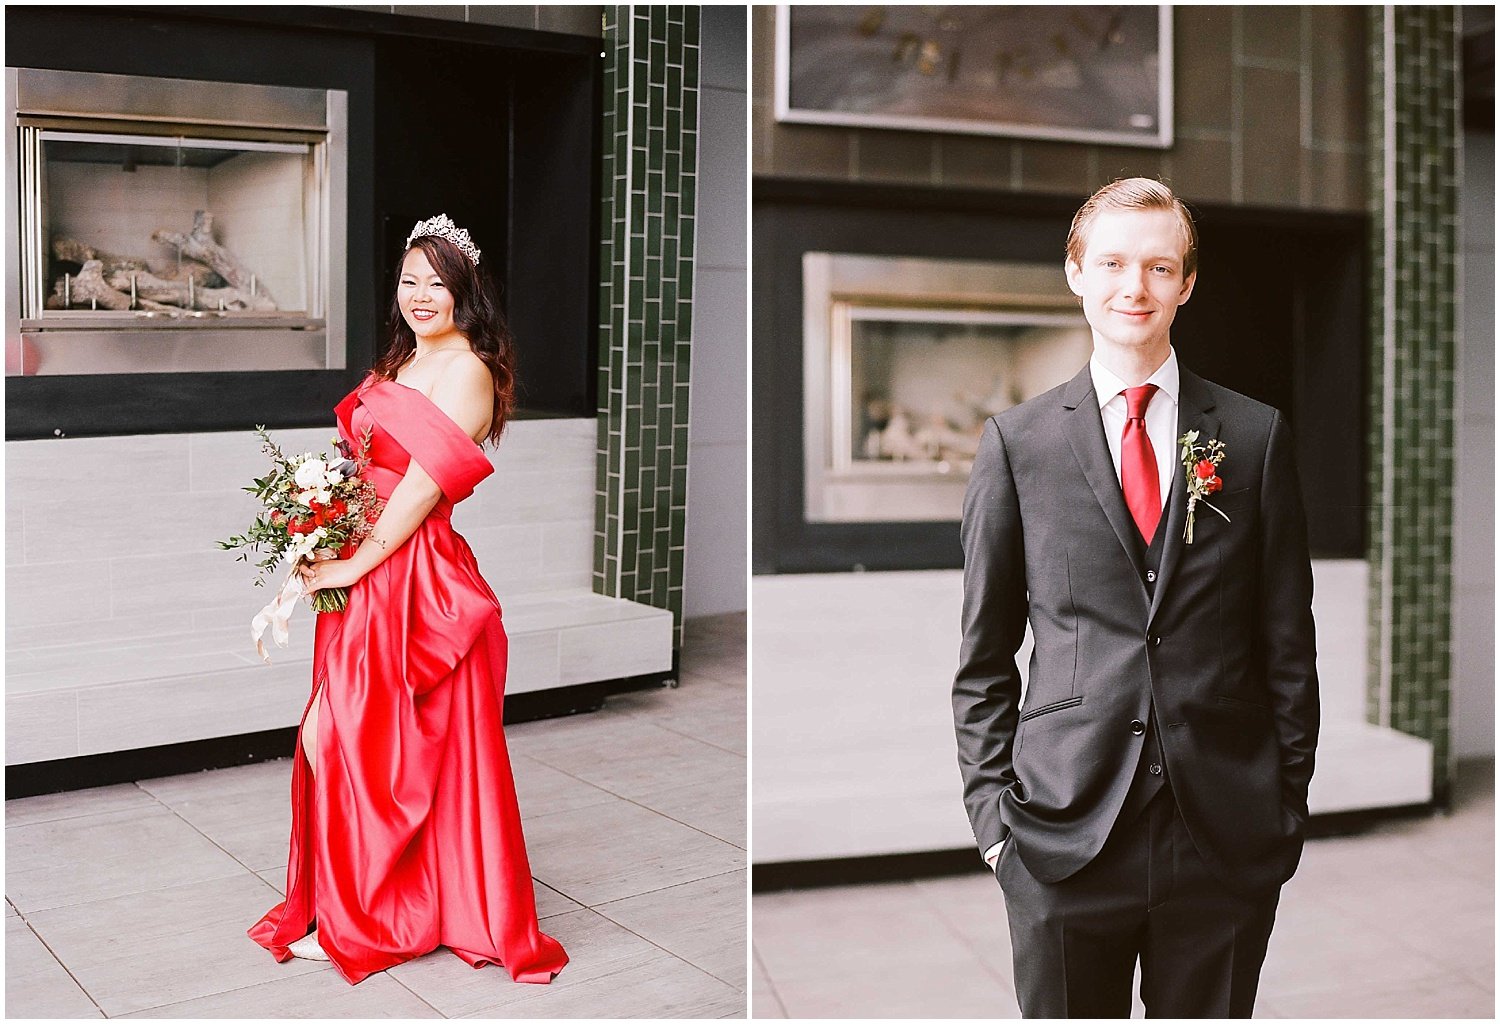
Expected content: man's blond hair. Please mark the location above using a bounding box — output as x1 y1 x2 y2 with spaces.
1066 177 1198 279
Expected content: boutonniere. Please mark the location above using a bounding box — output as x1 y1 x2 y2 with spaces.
1179 430 1230 544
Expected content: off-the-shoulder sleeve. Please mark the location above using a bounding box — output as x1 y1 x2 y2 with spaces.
332 372 376 441
359 381 495 502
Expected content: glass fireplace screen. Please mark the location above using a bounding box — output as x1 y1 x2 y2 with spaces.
841 307 1089 474
37 131 316 319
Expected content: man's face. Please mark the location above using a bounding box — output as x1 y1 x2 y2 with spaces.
1065 208 1196 356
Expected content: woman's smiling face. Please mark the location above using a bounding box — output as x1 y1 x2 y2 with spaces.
397 247 456 340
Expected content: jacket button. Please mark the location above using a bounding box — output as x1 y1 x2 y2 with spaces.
1146 570 1157 582
1151 635 1162 647
1130 719 1146 735
1149 762 1163 775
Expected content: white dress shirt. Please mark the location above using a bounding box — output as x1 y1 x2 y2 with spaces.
983 349 1180 871
1090 347 1179 508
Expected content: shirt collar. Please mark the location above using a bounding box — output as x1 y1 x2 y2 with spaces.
1090 347 1180 411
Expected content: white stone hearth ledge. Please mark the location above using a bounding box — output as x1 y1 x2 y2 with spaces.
751 564 1435 864
5 590 673 766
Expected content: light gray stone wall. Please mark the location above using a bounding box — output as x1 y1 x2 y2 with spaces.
3 417 667 765
685 4 748 618
6 418 595 640
1452 127 1495 759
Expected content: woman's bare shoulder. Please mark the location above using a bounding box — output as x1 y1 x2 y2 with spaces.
430 348 490 392
428 350 494 441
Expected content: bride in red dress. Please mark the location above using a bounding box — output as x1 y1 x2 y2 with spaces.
248 214 568 986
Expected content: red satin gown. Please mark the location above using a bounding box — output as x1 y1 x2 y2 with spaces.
248 374 568 985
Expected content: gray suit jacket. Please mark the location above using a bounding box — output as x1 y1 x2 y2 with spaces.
953 363 1319 894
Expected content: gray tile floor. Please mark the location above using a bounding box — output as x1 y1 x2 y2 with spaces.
6 613 747 1019
753 758 1495 1019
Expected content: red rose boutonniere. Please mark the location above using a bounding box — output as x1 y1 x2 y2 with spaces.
1178 429 1230 544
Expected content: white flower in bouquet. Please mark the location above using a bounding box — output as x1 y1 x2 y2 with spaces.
294 458 331 490
288 526 328 564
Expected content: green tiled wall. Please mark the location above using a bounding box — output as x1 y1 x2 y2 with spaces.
1365 7 1459 800
596 6 701 649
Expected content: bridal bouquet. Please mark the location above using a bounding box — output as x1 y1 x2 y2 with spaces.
218 426 383 661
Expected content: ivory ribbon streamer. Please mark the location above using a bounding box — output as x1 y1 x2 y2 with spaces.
251 529 330 664
252 563 306 665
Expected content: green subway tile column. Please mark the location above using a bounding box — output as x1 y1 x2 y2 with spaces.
1365 6 1459 801
597 6 700 650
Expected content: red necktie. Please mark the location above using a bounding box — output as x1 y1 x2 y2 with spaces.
1121 384 1161 542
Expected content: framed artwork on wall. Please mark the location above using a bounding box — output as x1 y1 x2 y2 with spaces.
774 4 1173 148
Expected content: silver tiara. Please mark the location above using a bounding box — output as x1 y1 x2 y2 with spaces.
405 213 481 266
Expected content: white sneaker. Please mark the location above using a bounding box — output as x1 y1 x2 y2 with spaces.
287 929 330 961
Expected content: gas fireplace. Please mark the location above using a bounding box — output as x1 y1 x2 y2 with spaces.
803 252 1091 522
7 67 347 376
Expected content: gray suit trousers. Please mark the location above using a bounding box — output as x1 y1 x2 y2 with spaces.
997 785 1280 1019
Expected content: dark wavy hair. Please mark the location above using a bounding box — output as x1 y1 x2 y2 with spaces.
372 235 517 447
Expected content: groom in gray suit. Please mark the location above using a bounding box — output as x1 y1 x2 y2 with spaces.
953 178 1319 1018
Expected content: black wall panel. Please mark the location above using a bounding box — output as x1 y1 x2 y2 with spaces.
753 179 1365 573
5 5 597 438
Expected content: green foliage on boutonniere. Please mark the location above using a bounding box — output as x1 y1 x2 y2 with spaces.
1179 429 1230 545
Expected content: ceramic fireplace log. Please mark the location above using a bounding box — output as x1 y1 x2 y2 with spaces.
105 268 274 312
44 259 175 311
52 237 154 280
52 236 225 292
151 210 277 306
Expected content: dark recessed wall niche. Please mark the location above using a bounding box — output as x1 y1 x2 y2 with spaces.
373 40 598 420
5 6 598 440
752 178 1366 574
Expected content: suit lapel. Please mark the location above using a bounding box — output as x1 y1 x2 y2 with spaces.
1147 368 1220 628
1061 366 1148 585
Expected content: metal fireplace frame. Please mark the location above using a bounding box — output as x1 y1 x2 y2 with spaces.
6 67 348 377
803 251 1086 523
